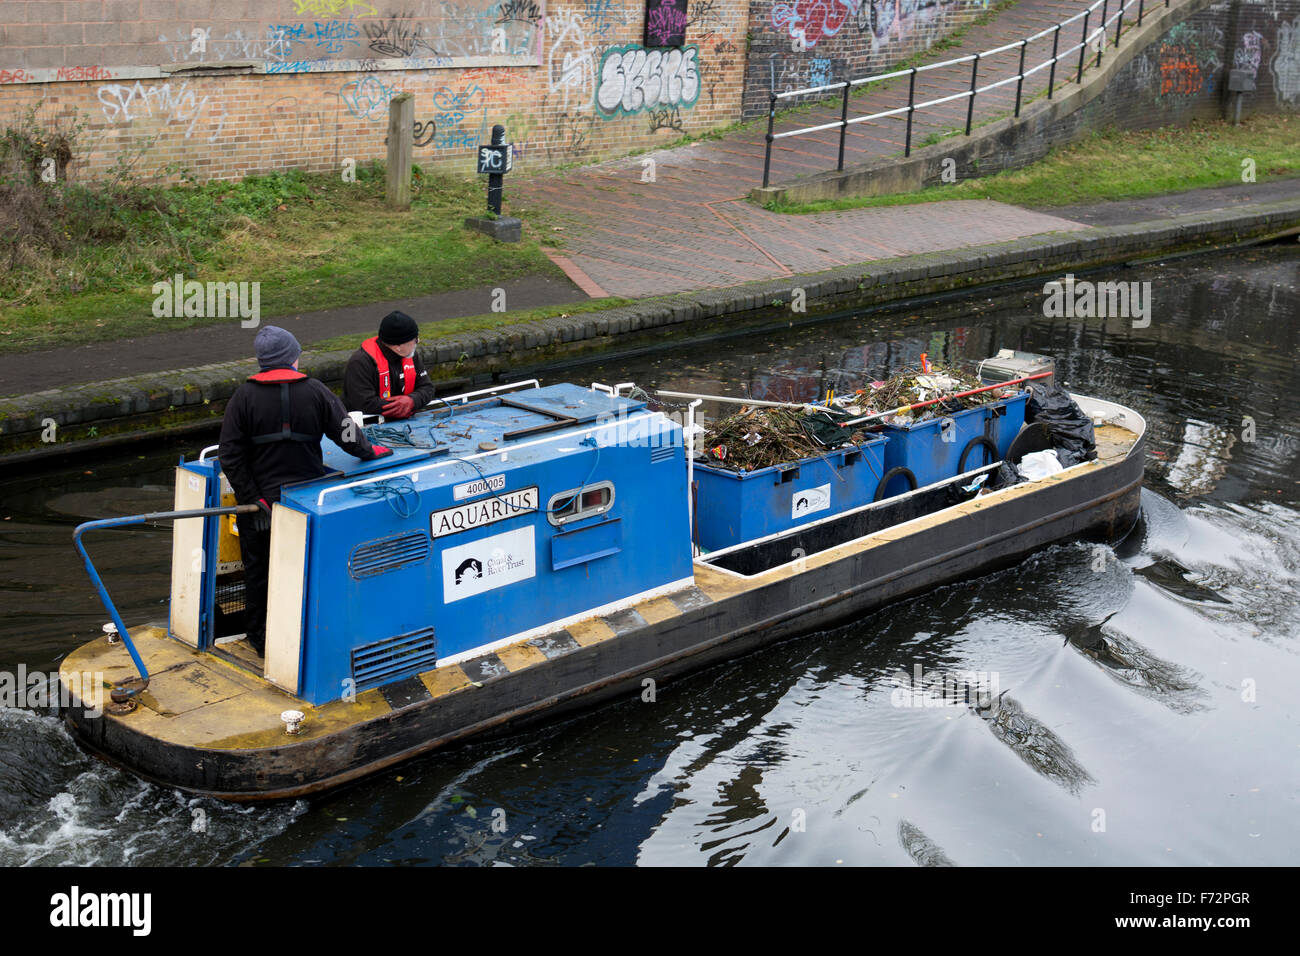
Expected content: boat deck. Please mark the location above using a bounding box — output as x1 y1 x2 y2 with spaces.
62 421 1141 760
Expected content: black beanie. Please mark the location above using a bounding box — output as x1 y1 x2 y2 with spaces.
378 310 419 345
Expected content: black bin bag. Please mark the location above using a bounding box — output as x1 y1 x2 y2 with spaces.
1023 382 1097 467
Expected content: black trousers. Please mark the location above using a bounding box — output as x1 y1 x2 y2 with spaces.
235 513 271 654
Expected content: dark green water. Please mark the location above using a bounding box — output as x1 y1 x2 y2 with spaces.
1 245 1297 865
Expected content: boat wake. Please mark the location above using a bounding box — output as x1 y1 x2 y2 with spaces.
0 710 306 866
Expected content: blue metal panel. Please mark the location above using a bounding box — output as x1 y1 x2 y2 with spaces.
693 436 888 551
551 518 622 570
878 393 1026 495
275 384 692 705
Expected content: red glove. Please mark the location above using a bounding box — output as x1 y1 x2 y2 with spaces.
370 444 394 459
381 395 416 419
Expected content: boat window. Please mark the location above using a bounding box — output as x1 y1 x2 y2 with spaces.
548 481 614 527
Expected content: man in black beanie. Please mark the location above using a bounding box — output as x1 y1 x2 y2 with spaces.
219 326 391 657
343 310 435 419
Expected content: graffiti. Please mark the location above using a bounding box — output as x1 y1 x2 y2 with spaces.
496 0 543 26
432 83 487 148
546 111 596 161
547 11 597 112
0 70 32 83
97 80 222 139
1159 50 1207 95
771 0 854 49
647 104 684 132
339 74 402 119
1274 16 1300 105
595 44 700 117
855 0 893 40
158 27 270 62
55 65 115 81
1153 22 1223 98
700 38 738 106
364 14 439 57
462 67 521 82
688 0 724 31
646 0 689 47
291 0 378 17
259 21 363 57
808 56 834 87
266 60 316 73
413 118 438 146
583 0 623 42
265 25 295 61
1234 30 1266 78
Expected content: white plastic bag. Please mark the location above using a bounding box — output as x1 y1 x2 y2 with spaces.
1017 449 1064 480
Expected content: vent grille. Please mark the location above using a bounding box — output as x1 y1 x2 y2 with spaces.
351 627 437 689
650 445 676 463
349 531 430 579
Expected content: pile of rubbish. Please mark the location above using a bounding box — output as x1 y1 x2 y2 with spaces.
699 406 865 472
848 363 1007 425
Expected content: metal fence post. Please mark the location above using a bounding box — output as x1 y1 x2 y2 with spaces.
1014 39 1027 116
966 53 980 135
1078 10 1090 83
1138 0 1144 26
1097 0 1108 67
904 68 918 156
837 80 850 171
1115 0 1125 47
762 93 776 188
1048 25 1060 97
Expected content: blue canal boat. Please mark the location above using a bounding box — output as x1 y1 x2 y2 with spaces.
59 369 1146 800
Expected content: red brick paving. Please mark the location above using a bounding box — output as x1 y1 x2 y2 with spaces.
515 0 1143 298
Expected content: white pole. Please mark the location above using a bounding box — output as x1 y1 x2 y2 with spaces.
687 399 702 556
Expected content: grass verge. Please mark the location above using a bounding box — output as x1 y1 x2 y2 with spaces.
0 145 562 353
765 115 1300 214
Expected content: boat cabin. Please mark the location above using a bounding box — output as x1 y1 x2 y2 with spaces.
171 382 693 705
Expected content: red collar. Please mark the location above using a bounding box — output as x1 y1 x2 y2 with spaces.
248 368 307 383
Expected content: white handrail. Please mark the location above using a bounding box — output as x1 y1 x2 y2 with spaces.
199 445 219 461
770 0 1153 141
435 379 539 406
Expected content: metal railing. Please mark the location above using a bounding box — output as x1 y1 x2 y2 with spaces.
761 0 1169 187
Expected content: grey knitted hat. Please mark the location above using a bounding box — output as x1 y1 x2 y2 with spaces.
254 326 302 370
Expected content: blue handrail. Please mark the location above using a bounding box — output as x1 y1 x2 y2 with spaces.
73 505 259 692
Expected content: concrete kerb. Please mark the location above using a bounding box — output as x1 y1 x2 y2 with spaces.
3 197 1298 462
750 0 1219 206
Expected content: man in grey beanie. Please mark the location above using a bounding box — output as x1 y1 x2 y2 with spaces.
218 326 391 657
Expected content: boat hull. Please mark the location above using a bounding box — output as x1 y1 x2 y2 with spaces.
61 432 1143 801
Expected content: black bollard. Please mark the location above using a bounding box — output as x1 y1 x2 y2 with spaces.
487 124 505 216
464 123 520 242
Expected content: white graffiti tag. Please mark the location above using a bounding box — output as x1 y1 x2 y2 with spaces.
97 80 223 139
547 11 596 112
1273 16 1300 106
595 45 700 118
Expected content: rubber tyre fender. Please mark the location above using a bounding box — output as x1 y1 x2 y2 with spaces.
958 436 1000 473
873 466 918 502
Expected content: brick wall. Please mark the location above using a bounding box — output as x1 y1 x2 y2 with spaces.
0 0 753 182
742 0 988 118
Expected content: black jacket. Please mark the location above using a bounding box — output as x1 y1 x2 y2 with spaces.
219 373 376 504
342 342 435 415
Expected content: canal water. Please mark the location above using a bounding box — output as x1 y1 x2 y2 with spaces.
1 245 1296 866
